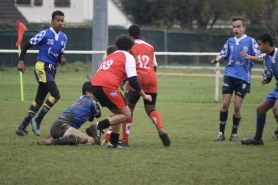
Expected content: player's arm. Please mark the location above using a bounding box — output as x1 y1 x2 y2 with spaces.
212 40 230 64
128 76 152 102
261 60 272 85
17 42 33 73
153 54 157 72
240 52 263 62
211 56 223 64
88 100 101 122
58 53 66 65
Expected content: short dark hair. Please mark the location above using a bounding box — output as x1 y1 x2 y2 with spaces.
258 33 274 47
232 17 245 26
128 24 141 38
106 45 117 55
115 35 134 51
82 81 93 95
52 10 64 20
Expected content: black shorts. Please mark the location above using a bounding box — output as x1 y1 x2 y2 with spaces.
50 121 71 139
222 76 250 99
124 89 157 105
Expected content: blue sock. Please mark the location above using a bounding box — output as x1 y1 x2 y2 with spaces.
18 101 40 130
253 114 266 141
35 98 55 123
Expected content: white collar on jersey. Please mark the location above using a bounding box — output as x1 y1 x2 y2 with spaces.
269 48 278 63
234 34 247 45
50 27 61 41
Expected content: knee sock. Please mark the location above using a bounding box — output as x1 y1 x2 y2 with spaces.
149 110 164 131
219 110 228 134
110 132 120 145
121 117 133 143
18 101 41 130
53 134 78 145
231 115 241 135
35 96 57 124
254 114 266 141
97 119 111 130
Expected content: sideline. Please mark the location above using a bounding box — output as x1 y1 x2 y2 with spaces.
156 72 262 79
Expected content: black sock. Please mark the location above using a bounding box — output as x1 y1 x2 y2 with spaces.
232 115 241 134
110 132 120 145
98 119 111 130
219 110 228 134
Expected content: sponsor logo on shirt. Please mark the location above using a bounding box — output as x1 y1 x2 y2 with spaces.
235 61 244 65
243 46 248 52
109 91 117 97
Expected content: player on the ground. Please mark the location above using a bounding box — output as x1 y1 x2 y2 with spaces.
241 33 278 145
86 35 152 149
211 17 262 141
103 25 171 147
16 10 67 137
40 82 101 146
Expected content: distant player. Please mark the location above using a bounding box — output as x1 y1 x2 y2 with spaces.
40 82 101 146
16 10 67 137
103 25 171 147
211 17 262 141
241 33 278 145
86 35 152 149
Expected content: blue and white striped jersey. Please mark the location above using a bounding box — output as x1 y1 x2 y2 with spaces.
219 34 262 83
55 95 101 129
29 27 67 66
262 48 278 81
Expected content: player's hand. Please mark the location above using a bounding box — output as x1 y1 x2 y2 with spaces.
17 60 26 73
143 94 152 102
211 59 218 64
240 51 249 59
261 77 268 85
60 54 66 65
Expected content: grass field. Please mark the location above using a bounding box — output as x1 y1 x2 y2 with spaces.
0 66 277 185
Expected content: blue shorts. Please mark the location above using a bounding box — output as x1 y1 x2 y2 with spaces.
222 76 250 98
266 88 278 103
34 61 56 83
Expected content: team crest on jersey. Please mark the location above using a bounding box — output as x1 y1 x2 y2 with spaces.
61 41 65 46
243 46 248 52
109 91 117 97
242 84 246 89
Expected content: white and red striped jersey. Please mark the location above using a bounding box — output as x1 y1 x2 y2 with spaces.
92 50 137 89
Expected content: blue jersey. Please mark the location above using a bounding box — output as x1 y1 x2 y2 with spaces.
219 34 262 83
29 27 67 66
55 95 101 129
262 48 278 103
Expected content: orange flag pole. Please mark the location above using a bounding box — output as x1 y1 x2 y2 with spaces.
16 20 27 101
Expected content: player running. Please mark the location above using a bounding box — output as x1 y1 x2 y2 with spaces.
16 10 67 136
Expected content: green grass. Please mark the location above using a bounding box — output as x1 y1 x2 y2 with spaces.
0 66 277 185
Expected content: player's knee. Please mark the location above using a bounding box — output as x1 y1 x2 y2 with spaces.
78 136 88 144
53 93 60 100
147 109 155 116
221 101 229 110
272 106 278 115
35 100 44 106
234 103 241 113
